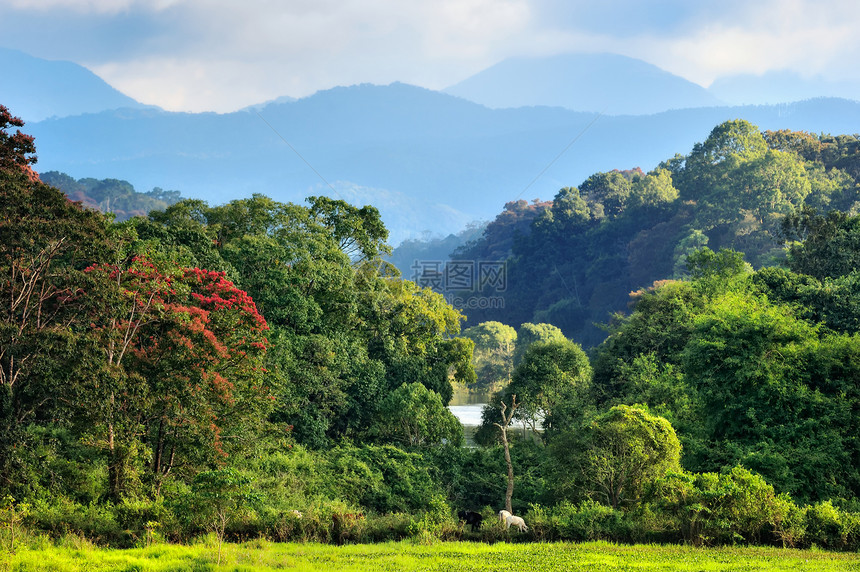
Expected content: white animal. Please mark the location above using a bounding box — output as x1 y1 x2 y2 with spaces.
498 509 512 524
505 514 529 532
291 510 303 519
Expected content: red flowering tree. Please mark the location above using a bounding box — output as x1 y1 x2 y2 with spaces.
0 105 38 181
84 258 270 496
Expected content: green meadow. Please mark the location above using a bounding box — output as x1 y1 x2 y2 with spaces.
4 540 860 572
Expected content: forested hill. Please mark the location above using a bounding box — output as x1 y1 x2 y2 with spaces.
435 121 860 347
25 83 860 244
40 171 184 221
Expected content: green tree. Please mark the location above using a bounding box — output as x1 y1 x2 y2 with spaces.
629 168 679 210
553 405 681 509
460 321 516 391
0 169 110 493
590 280 704 406
512 322 567 366
580 170 633 218
681 289 857 500
307 195 391 262
141 194 472 448
506 340 592 438
685 247 750 288
682 120 768 203
190 468 261 565
782 208 860 280
369 382 463 447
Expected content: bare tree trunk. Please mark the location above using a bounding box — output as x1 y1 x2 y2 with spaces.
493 395 519 514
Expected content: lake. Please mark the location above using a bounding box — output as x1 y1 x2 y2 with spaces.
448 390 543 446
448 390 490 446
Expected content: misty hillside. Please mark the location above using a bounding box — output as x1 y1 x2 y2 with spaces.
444 53 724 114
6 48 860 243
710 70 860 106
25 83 860 243
0 48 151 122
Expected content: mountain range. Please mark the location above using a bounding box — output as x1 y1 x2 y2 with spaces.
0 48 152 122
443 52 724 114
3 48 859 244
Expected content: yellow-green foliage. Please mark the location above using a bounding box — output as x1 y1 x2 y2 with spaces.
5 540 860 571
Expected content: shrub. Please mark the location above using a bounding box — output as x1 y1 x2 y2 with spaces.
28 497 124 544
553 500 628 542
645 466 786 546
803 500 860 550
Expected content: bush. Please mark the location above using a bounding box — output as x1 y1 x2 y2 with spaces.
803 500 860 550
772 494 807 548
645 466 787 546
407 493 458 544
28 497 124 545
553 500 628 542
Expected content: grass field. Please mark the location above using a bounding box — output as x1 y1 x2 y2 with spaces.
4 539 860 571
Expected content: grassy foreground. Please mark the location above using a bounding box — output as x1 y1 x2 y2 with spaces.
4 539 860 572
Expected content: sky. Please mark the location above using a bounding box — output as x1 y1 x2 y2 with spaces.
2 0 860 113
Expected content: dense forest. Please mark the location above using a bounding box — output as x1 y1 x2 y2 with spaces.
3 102 860 551
445 121 860 346
39 171 184 222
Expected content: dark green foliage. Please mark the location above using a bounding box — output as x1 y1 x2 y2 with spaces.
590 280 704 408
423 441 550 515
0 169 111 496
450 122 859 349
782 208 860 280
369 382 463 447
644 466 792 546
590 256 860 504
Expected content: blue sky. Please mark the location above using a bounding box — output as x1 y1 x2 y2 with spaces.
2 0 859 112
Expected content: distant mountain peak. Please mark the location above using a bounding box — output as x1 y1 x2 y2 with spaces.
0 47 152 122
240 95 297 112
444 52 724 115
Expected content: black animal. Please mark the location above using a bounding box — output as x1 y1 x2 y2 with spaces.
457 510 483 531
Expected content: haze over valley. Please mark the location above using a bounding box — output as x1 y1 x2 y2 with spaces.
2 47 858 244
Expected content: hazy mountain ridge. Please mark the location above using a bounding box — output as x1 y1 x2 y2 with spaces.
0 48 153 122
444 52 725 114
710 70 860 106
25 86 860 244
7 49 860 243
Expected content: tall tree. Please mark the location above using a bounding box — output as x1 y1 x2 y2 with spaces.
506 339 592 439
0 169 109 491
81 259 271 496
494 394 519 513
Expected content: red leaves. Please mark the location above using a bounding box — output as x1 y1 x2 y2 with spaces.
84 256 271 466
0 104 38 180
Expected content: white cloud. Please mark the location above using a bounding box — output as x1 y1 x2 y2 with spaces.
6 0 178 13
89 0 539 111
8 0 860 111
617 0 860 86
